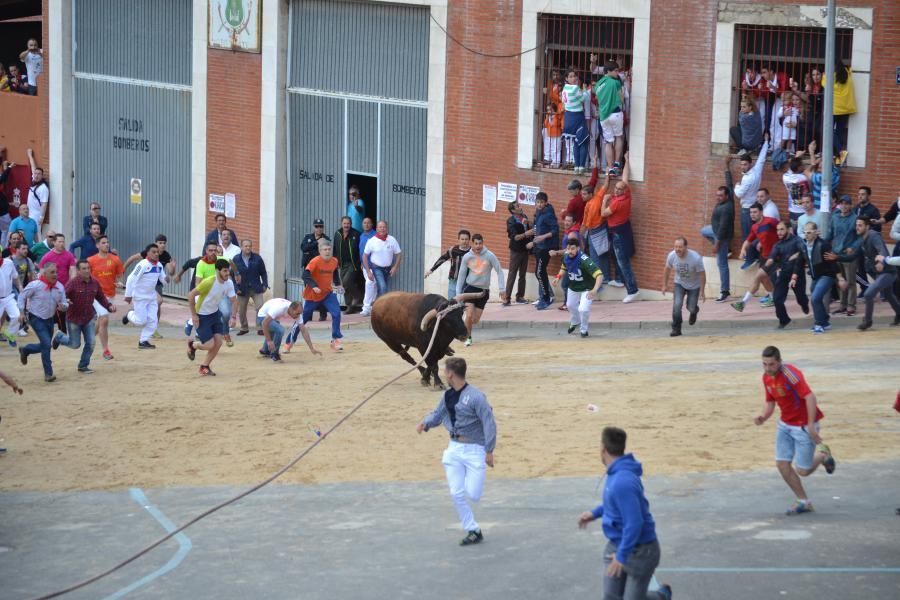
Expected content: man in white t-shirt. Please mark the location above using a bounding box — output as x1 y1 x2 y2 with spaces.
782 155 810 228
18 38 43 95
219 230 241 261
661 237 706 338
256 298 320 361
26 148 48 229
362 220 403 300
757 188 781 221
186 259 237 377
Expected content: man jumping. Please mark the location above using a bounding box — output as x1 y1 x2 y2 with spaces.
186 259 237 376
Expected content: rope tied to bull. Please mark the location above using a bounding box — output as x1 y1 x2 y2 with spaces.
31 299 469 600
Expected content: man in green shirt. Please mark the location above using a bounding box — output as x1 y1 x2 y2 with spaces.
593 60 626 176
554 237 604 337
29 230 56 262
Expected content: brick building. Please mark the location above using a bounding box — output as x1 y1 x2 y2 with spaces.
1 0 896 300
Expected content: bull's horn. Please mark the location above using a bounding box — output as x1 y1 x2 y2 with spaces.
453 291 487 303
420 308 439 331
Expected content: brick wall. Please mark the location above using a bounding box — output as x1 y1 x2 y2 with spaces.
440 0 900 289
205 49 262 249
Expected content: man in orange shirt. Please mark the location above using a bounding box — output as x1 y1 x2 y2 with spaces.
581 171 612 284
302 239 345 351
86 235 124 360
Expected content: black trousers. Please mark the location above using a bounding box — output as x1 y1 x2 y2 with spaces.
773 268 809 326
340 265 364 309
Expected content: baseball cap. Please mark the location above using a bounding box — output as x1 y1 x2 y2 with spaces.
567 179 582 191
839 195 851 204
313 218 324 226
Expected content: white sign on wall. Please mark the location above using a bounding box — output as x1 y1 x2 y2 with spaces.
497 182 517 203
518 185 540 206
208 0 261 53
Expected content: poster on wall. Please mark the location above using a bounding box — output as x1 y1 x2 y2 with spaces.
209 193 225 213
130 178 142 205
208 0 261 53
482 185 497 213
224 192 236 218
518 185 539 206
497 182 517 203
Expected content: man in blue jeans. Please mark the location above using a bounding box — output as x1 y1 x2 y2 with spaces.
362 220 402 301
257 297 319 361
17 262 68 382
700 154 735 302
52 259 115 374
800 222 842 334
578 426 672 600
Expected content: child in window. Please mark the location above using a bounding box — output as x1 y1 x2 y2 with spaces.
779 91 799 153
561 69 588 174
542 102 563 169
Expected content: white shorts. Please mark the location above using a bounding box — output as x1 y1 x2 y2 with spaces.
600 111 624 143
93 299 109 317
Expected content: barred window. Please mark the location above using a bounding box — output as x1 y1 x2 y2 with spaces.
534 14 634 172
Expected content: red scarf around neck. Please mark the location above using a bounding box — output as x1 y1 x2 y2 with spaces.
375 232 388 241
38 275 55 290
201 255 217 264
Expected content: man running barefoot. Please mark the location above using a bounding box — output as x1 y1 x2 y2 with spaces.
186 259 237 376
755 345 836 515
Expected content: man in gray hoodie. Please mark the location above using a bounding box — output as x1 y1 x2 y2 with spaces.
455 234 507 346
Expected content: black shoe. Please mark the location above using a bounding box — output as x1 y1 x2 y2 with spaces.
715 291 730 303
567 324 577 334
688 311 698 325
659 583 673 600
19 347 27 365
271 353 282 362
121 314 129 325
670 329 682 337
187 340 196 361
44 374 56 382
77 367 94 374
801 304 810 315
51 333 61 350
777 320 791 330
318 314 327 322
857 320 873 331
893 315 900 326
236 330 249 336
460 530 483 546
580 331 589 338
138 341 156 349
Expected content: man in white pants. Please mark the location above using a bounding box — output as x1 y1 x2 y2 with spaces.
359 217 377 316
0 252 23 344
122 243 167 349
554 237 603 337
417 357 497 546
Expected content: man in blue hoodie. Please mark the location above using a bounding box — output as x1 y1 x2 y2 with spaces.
578 427 672 600
526 192 559 310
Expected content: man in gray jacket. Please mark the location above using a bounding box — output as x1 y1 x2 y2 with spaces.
417 358 497 546
455 234 507 346
701 154 735 302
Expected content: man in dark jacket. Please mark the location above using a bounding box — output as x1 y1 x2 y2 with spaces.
504 201 530 305
577 426 672 600
204 214 238 250
701 155 736 302
333 216 363 313
301 218 330 320
233 239 268 335
526 192 559 310
827 217 900 330
82 203 108 237
766 221 809 329
800 222 842 334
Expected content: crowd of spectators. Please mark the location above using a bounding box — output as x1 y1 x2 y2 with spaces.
0 37 43 96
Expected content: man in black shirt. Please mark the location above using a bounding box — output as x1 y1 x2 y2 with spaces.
504 201 530 305
333 216 363 313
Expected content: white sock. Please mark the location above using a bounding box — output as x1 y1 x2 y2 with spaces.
742 291 752 304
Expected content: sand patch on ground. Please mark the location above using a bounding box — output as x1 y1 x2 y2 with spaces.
1 328 896 491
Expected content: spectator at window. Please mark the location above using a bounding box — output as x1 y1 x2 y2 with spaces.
760 65 787 138
18 38 43 96
825 58 855 166
594 61 626 177
6 64 27 94
546 70 562 111
541 101 563 169
0 63 10 92
82 203 108 236
741 65 766 125
782 155 810 229
730 97 763 156
778 91 800 153
561 68 589 175
803 141 839 214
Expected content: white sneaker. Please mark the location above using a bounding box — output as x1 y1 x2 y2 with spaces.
622 291 641 303
607 280 625 288
360 308 371 317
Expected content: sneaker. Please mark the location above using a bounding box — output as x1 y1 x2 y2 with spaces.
567 324 577 334
817 443 836 475
138 341 156 349
184 320 193 337
224 335 233 347
730 301 745 313
557 304 568 311
760 298 775 308
832 307 847 315
777 320 791 329
151 331 163 340
19 347 27 365
658 583 673 600
580 331 589 338
51 332 62 350
122 314 129 326
464 336 473 346
17 330 27 337
736 148 749 157
103 349 114 361
259 348 270 356
822 324 832 331
283 342 293 354
199 365 216 376
857 320 873 331
812 325 825 334
7 337 17 348
622 292 640 304
460 529 483 546
270 352 282 362
330 339 344 352
688 311 698 326
758 295 770 303
740 259 756 271
785 500 814 515
186 340 196 361
535 300 551 310
500 301 511 307
236 329 249 336
715 291 730 303
44 374 56 383
360 309 371 317
515 298 528 304
607 280 625 288
77 367 94 374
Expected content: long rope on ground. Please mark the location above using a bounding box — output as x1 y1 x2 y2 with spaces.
31 308 457 600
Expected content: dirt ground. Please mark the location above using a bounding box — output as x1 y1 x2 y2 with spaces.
1 328 897 492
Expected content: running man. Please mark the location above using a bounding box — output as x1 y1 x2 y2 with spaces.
416 357 497 546
0 248 23 344
122 243 167 349
186 258 237 376
123 234 177 339
18 262 68 382
257 298 320 361
302 239 345 352
577 426 672 600
52 259 115 374
86 235 124 360
553 237 603 337
754 345 836 515
661 237 706 337
455 233 506 346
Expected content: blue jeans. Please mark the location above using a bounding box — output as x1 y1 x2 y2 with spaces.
610 230 638 295
740 207 752 240
257 316 285 354
574 136 589 168
218 297 232 336
700 225 730 294
56 318 97 369
24 313 55 376
671 283 700 329
448 278 457 300
372 266 392 298
810 276 835 327
863 272 900 323
586 226 612 283
302 293 343 340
